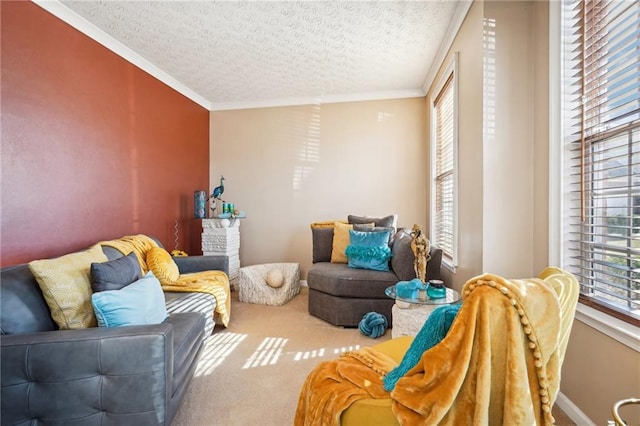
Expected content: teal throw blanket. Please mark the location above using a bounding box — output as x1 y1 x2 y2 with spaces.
383 303 461 391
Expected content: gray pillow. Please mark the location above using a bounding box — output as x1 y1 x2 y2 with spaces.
91 252 143 292
311 227 334 263
353 223 395 246
390 228 417 281
348 214 398 229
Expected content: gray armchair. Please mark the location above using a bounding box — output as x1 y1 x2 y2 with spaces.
307 226 443 327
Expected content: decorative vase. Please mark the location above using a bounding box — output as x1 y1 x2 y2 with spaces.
427 280 446 299
194 190 207 219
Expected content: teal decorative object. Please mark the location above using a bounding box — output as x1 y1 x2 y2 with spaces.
194 190 207 219
358 312 388 338
395 278 426 300
427 280 446 299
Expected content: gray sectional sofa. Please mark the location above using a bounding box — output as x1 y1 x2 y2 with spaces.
307 219 442 327
0 238 228 426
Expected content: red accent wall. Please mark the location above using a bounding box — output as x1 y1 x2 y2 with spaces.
1 2 209 266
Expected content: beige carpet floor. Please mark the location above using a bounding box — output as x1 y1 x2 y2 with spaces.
172 286 575 426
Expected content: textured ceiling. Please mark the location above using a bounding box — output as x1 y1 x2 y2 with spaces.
52 1 466 110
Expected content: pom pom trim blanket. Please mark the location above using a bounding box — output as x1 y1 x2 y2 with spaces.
295 270 579 426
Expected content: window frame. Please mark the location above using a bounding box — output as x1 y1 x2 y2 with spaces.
550 0 640 348
430 53 459 271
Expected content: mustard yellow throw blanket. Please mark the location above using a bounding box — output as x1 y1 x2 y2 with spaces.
295 273 565 426
100 235 231 327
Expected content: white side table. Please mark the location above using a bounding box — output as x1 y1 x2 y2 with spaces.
385 286 460 338
201 218 241 288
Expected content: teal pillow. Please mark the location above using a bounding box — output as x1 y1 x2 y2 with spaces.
91 272 168 327
345 230 392 271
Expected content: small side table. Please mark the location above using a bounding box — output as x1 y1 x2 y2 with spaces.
385 285 460 338
201 218 242 289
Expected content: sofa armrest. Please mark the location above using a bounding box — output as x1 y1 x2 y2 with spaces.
390 228 416 281
1 324 173 425
174 255 229 275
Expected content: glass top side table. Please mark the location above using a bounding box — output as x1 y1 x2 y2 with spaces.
385 285 460 306
385 284 461 338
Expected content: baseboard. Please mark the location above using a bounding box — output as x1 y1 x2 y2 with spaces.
556 391 596 426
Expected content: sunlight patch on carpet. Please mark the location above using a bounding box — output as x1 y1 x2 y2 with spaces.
195 332 247 376
243 337 289 369
292 348 325 361
334 345 360 354
291 344 362 361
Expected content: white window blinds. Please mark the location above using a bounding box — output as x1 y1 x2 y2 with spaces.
434 73 455 264
562 0 640 324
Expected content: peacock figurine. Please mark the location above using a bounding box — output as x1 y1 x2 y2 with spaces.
212 175 225 200
209 175 225 216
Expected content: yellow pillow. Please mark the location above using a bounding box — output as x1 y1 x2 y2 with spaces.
331 222 354 263
146 246 180 285
29 244 108 329
310 220 347 229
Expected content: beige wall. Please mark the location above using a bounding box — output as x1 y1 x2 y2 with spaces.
426 0 485 291
430 0 550 290
210 98 427 278
562 321 640 425
482 0 537 277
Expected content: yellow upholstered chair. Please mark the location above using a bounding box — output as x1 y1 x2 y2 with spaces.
295 267 580 426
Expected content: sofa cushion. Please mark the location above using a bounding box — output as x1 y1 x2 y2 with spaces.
100 245 127 261
147 247 180 285
311 227 334 263
91 272 168 327
391 228 418 281
307 262 397 298
331 222 354 264
28 244 108 329
348 214 398 229
165 291 216 335
346 230 392 271
310 220 346 229
353 223 395 246
91 252 142 292
0 264 58 334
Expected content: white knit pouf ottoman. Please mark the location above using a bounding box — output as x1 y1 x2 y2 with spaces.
238 263 300 305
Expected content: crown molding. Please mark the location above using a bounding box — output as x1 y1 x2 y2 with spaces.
210 89 426 111
33 0 212 110
421 0 473 95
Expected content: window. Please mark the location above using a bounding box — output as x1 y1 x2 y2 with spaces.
561 0 640 325
431 55 458 269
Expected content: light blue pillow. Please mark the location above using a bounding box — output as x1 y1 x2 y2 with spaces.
345 229 393 271
91 271 168 327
